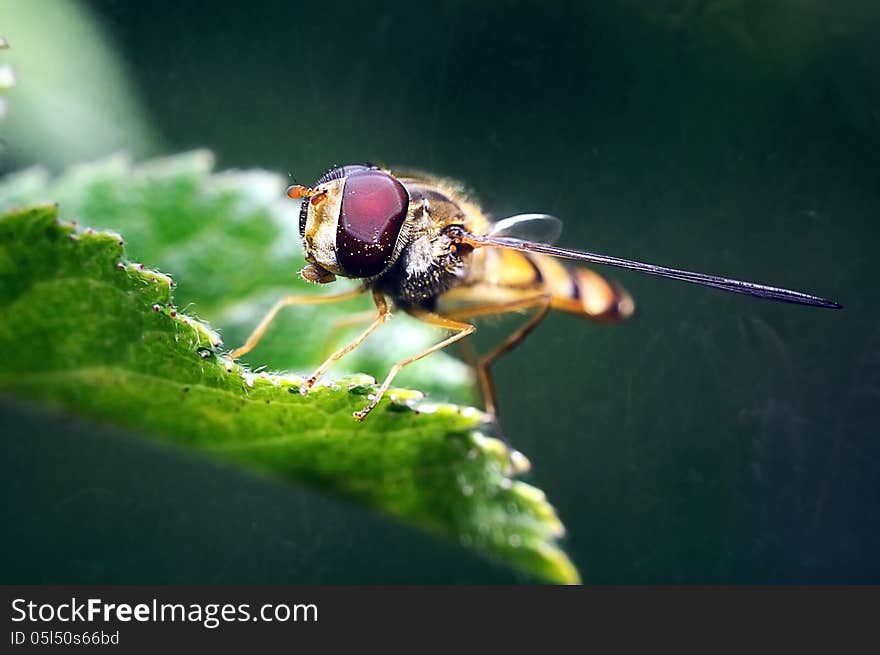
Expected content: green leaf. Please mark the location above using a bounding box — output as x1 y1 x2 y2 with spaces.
0 152 472 400
0 157 579 584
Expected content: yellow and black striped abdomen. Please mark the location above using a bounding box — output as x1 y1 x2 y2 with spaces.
527 251 634 321
440 248 634 322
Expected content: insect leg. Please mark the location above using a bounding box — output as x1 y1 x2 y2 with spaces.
320 309 380 358
229 286 366 360
301 289 390 394
353 310 476 421
445 294 552 437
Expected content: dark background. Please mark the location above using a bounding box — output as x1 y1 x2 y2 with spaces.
3 0 879 582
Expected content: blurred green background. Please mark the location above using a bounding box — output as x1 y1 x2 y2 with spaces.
2 0 878 582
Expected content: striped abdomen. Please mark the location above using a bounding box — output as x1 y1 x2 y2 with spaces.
440 248 635 322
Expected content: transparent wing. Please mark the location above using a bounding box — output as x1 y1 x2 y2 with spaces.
456 230 842 310
489 213 563 244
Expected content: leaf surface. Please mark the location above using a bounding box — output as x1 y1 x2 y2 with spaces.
0 159 579 584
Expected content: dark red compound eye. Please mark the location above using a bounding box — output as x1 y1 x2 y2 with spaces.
336 169 409 277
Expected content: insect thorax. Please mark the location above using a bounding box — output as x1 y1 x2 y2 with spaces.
373 181 475 309
375 244 466 309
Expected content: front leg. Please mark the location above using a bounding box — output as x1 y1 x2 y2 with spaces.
229 286 366 360
301 289 391 394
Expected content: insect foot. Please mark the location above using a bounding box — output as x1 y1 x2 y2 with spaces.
352 406 372 422
299 376 318 396
353 387 388 421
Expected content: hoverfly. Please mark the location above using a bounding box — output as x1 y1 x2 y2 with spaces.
230 163 840 434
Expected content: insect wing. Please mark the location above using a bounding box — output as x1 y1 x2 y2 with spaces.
489 213 563 244
460 232 841 309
